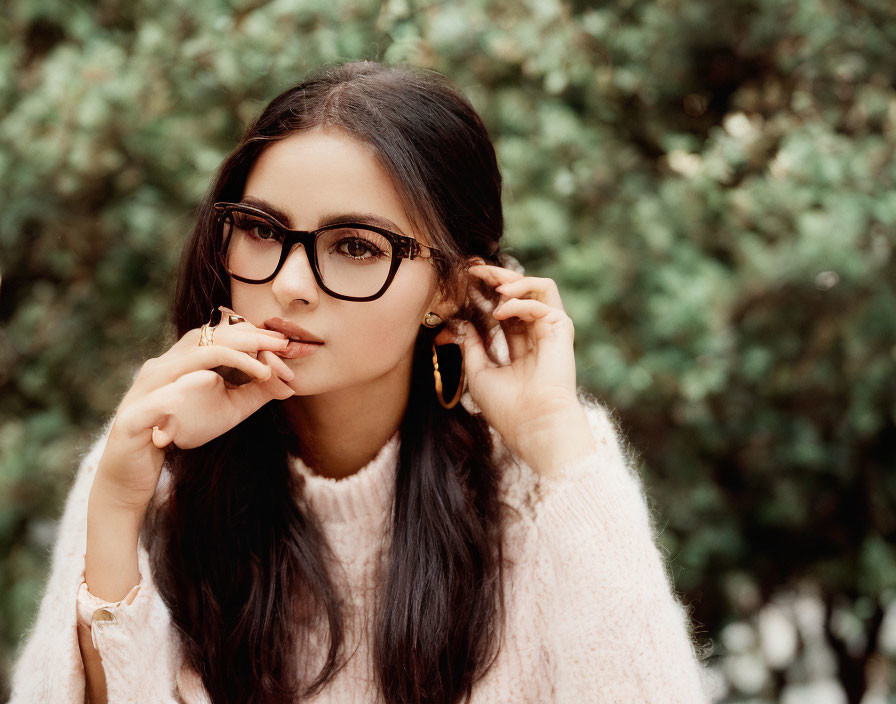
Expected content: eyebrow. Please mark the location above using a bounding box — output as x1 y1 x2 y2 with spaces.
239 196 408 236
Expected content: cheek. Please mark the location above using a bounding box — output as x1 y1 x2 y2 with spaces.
335 278 432 368
229 284 263 322
338 302 423 367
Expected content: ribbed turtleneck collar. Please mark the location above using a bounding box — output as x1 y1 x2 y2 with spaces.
288 430 401 523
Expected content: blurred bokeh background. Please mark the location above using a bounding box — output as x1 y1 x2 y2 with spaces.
1 1 895 701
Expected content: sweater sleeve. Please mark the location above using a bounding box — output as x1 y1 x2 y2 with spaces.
8 418 183 704
532 397 711 703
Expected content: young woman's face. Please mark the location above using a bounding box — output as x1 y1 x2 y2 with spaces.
229 126 449 397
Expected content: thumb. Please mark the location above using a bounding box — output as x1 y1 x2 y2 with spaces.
152 425 173 449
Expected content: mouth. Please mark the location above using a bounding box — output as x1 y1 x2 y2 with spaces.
273 339 323 359
263 317 324 345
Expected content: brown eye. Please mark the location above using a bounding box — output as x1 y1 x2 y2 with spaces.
234 214 280 242
337 238 383 259
250 224 278 241
326 228 389 261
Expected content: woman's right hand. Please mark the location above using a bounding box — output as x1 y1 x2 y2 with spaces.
93 308 296 513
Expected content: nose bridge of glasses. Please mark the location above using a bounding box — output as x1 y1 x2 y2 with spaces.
277 231 325 285
280 230 310 261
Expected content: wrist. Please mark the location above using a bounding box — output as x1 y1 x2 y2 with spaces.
88 476 148 530
511 402 597 479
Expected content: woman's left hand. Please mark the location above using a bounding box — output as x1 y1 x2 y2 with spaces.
457 264 595 474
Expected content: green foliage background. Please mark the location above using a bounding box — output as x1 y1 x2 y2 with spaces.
1 1 895 701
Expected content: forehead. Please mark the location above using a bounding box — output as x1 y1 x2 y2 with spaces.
243 127 419 239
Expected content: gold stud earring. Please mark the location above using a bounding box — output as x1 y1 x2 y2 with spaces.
422 312 443 327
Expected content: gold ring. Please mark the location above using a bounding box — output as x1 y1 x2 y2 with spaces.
198 307 245 347
198 323 215 346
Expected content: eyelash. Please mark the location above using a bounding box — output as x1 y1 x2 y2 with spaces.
331 238 386 260
233 216 280 240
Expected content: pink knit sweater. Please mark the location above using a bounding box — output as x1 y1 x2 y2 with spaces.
9 399 712 702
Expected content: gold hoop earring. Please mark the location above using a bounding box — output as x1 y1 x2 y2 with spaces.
432 342 466 409
423 312 443 328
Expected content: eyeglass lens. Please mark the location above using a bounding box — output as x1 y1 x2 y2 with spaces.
221 209 394 297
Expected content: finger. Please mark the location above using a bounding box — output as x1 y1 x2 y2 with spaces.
206 327 292 355
147 346 276 389
489 303 529 361
258 349 295 382
214 306 288 340
173 323 288 354
460 321 496 375
151 425 173 449
467 264 524 287
494 276 564 310
140 370 294 449
493 301 537 357
244 324 290 339
493 298 554 322
501 320 531 361
256 367 297 399
225 318 289 340
171 328 205 351
129 372 219 437
227 370 297 414
226 367 298 422
493 299 573 344
193 345 278 380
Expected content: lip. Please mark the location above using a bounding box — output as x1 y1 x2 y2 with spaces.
263 317 324 344
274 340 322 359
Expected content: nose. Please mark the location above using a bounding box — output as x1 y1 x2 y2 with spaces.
271 243 320 307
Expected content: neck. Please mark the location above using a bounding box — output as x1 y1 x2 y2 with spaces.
281 358 413 481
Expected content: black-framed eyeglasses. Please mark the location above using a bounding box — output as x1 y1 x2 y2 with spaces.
213 202 447 302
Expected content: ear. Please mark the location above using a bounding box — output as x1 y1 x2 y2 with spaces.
426 279 465 321
426 255 485 322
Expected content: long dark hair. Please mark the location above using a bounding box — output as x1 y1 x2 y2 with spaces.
144 61 509 704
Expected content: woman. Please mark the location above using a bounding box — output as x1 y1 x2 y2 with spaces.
9 61 710 703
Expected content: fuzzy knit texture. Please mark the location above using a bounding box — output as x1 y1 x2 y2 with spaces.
8 394 714 704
